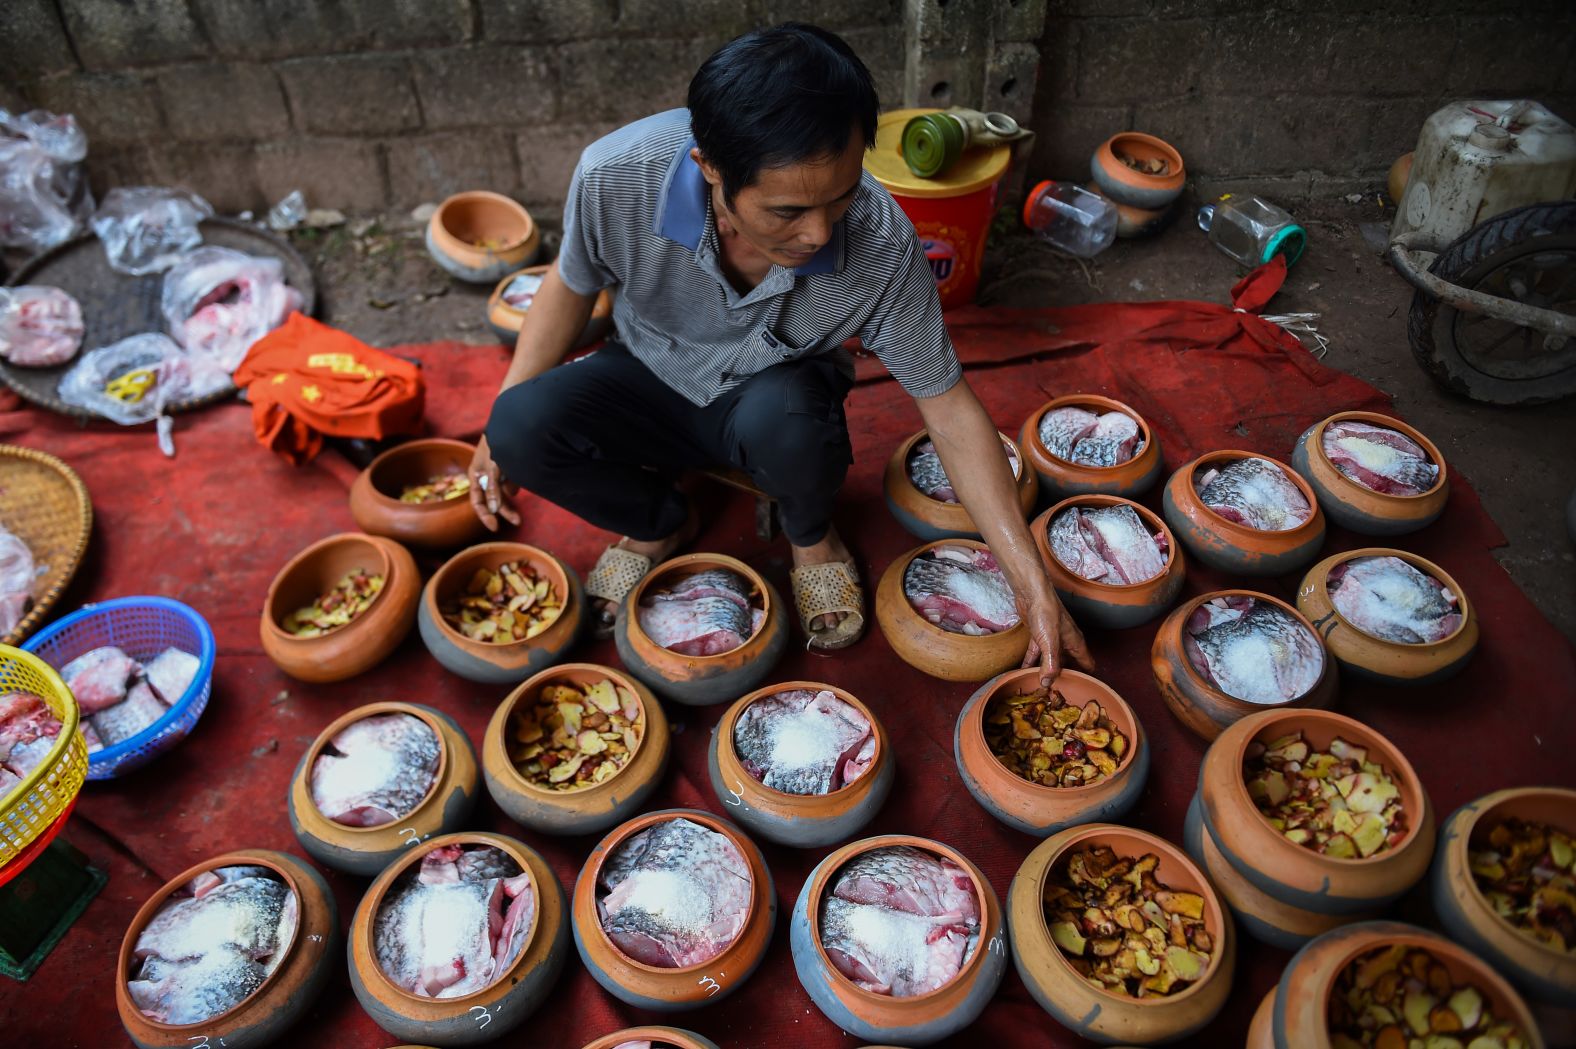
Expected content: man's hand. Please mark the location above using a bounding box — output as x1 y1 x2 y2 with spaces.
468 435 522 531
1019 587 1095 685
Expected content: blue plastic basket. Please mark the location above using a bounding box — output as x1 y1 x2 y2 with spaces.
22 596 216 780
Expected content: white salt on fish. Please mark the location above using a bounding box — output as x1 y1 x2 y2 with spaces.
1038 407 1144 467
61 645 139 714
638 569 765 656
907 438 1020 504
143 647 201 704
91 680 167 746
0 691 62 798
310 713 441 827
598 817 751 969
1194 457 1311 531
1328 555 1462 644
0 285 83 367
1047 504 1168 585
1183 596 1323 704
1321 421 1438 496
733 689 874 795
0 524 33 636
902 545 1020 635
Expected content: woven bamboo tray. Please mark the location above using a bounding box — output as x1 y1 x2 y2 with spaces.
0 645 87 868
0 445 92 647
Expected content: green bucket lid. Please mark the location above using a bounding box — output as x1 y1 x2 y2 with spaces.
901 113 965 179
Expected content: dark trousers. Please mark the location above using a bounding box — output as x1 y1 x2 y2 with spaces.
486 342 854 547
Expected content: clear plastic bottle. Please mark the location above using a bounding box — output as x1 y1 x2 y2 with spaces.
1197 194 1306 268
1022 180 1117 257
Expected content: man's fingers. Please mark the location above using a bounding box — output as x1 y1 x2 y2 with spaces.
498 498 522 526
1019 638 1041 670
467 478 499 531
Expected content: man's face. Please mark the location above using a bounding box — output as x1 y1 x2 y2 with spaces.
694 130 865 269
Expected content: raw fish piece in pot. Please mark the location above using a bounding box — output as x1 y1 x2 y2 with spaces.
1321 420 1439 496
309 712 441 827
1047 504 1167 585
733 688 873 795
1069 411 1142 467
902 545 1021 635
637 569 764 656
1327 555 1462 644
1183 596 1323 704
907 438 1021 504
1194 457 1312 531
1037 407 1099 460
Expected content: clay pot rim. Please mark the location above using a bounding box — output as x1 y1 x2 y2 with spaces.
1227 708 1430 868
426 540 572 651
1035 495 1179 593
363 832 544 1005
434 190 536 254
1174 590 1328 708
889 539 1030 644
1312 547 1472 647
1308 411 1448 502
261 532 398 645
625 552 773 662
1099 132 1187 185
489 264 551 321
579 1028 713 1049
806 835 993 1006
363 437 477 512
1180 450 1324 538
1027 395 1154 473
490 662 654 800
717 680 885 802
299 701 449 834
119 850 306 1032
895 428 1027 504
1029 824 1229 1008
964 666 1140 796
1452 786 1576 966
585 809 763 975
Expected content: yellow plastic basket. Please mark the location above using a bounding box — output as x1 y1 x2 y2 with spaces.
0 644 87 866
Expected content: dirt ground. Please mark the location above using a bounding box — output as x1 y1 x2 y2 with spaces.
287 195 1576 642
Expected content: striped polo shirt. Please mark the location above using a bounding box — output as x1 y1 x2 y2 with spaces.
556 108 961 407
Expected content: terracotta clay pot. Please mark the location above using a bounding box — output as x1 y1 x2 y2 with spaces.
1430 786 1576 1007
1090 132 1186 209
486 263 613 347
578 1029 722 1049
954 667 1150 837
1161 450 1326 576
1087 183 1172 239
261 532 420 683
875 539 1030 683
1296 548 1478 686
482 662 670 836
418 541 586 685
287 701 479 877
1031 495 1186 630
116 849 338 1049
614 553 788 706
1019 395 1165 502
348 832 569 1045
790 835 1008 1046
1290 411 1450 536
707 681 894 848
425 191 540 284
1151 590 1337 741
882 428 1039 542
1198 709 1436 921
349 438 488 551
1007 824 1235 1045
571 808 776 1010
1246 921 1545 1049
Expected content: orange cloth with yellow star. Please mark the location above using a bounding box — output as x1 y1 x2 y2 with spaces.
233 312 425 464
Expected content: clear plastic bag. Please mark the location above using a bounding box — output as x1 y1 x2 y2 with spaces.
57 333 229 426
0 524 35 637
91 187 213 275
0 285 84 367
162 246 303 373
0 108 93 253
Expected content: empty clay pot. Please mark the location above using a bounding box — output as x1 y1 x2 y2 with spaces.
116 849 338 1049
1090 132 1186 210
425 191 540 284
707 681 894 848
1032 495 1186 630
790 835 1008 1046
1290 411 1449 536
1151 590 1337 741
882 428 1039 542
1161 450 1326 576
486 263 613 347
614 553 788 706
349 438 488 551
1244 920 1544 1049
955 667 1150 838
348 832 569 1046
418 541 586 685
579 1029 722 1049
1430 786 1576 1007
288 701 479 877
482 662 670 837
261 532 420 684
571 808 776 1010
1008 824 1235 1045
1296 548 1478 686
1019 395 1165 502
875 539 1030 683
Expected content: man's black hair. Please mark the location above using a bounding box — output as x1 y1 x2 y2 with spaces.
688 23 879 204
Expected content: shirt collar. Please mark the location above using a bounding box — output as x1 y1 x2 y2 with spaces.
654 138 843 277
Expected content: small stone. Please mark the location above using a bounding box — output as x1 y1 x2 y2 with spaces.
271 690 290 705
304 208 346 229
410 202 438 224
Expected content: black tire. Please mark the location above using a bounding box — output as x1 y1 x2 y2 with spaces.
1408 200 1576 404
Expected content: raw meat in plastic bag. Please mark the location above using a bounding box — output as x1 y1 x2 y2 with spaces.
733 688 874 795
310 712 441 827
1194 457 1311 531
1183 595 1323 704
0 108 93 252
1321 420 1438 497
638 569 765 656
501 271 544 309
92 187 213 275
1328 555 1462 644
162 246 304 373
903 545 1021 635
0 525 35 636
1047 504 1168 585
58 333 231 425
0 286 83 367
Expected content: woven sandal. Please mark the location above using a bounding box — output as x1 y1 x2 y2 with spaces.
790 560 866 652
585 545 654 637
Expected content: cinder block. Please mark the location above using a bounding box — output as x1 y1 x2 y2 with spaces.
764 0 902 30
1360 97 1438 172
987 42 1040 126
1048 0 1150 16
85 146 160 200
1036 19 1077 103
412 47 558 129
193 0 471 61
278 56 421 137
0 0 78 79
1079 18 1206 101
910 0 989 47
1447 17 1574 96
146 144 267 212
1025 103 1130 180
616 0 767 38
516 123 619 206
1327 20 1455 98
59 0 207 69
906 36 990 111
387 131 521 206
255 138 387 212
557 38 715 124
994 0 1049 44
33 73 163 148
1198 13 1346 97
479 0 618 43
1131 95 1246 176
158 64 291 143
